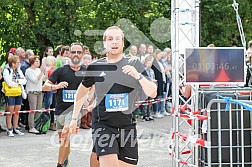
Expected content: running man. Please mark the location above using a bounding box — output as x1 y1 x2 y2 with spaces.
70 26 157 167
42 42 86 167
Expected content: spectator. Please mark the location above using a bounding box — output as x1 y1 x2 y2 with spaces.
3 55 27 137
41 46 54 69
246 41 252 63
141 54 156 121
0 67 7 133
20 49 34 75
56 45 71 68
80 54 93 129
20 49 34 129
127 45 138 58
245 53 252 87
16 47 26 72
1 52 15 69
44 55 56 131
147 44 154 55
9 48 16 55
163 48 173 111
138 43 147 62
151 49 170 118
16 47 30 128
25 56 45 134
0 52 15 131
83 45 90 55
82 54 92 67
55 45 63 59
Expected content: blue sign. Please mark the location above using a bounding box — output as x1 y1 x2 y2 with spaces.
105 93 129 112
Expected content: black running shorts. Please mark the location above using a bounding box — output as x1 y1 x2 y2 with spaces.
92 124 138 165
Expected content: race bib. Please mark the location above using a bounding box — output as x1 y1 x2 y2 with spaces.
105 93 129 112
62 90 77 102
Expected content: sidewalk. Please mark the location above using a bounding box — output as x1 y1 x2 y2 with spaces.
0 115 173 167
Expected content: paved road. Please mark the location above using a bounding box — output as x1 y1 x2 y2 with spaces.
0 115 173 167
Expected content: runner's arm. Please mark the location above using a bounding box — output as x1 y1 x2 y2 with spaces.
42 79 68 91
122 65 157 98
137 74 157 98
71 83 91 120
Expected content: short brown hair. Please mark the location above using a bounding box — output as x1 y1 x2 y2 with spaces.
29 55 40 65
60 45 70 56
103 26 124 41
8 55 19 67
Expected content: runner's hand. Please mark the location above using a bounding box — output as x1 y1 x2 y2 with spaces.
56 81 68 89
70 120 79 134
122 65 140 79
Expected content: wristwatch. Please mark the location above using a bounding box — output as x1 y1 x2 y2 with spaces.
136 74 144 81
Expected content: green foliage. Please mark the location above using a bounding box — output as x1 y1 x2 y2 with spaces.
0 0 170 58
201 0 252 47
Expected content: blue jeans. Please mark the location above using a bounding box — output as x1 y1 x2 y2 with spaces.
153 93 166 113
44 91 53 109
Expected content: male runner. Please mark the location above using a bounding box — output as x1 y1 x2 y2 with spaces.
70 26 157 167
42 42 86 167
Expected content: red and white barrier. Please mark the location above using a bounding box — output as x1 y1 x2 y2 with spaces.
176 113 209 121
171 106 210 121
168 131 210 167
168 150 198 167
176 133 210 148
0 97 171 116
135 97 172 106
0 108 55 116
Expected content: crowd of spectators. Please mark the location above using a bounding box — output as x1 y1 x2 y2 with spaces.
0 43 173 137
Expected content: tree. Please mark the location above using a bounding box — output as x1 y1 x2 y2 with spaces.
0 0 170 59
0 0 251 64
200 0 252 47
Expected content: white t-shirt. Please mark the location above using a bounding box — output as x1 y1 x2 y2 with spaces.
25 68 45 93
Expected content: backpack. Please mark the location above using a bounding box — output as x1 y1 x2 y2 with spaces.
34 112 51 134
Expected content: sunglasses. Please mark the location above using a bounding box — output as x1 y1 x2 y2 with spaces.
70 51 83 54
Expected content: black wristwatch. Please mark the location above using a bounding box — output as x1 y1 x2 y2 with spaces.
136 74 144 81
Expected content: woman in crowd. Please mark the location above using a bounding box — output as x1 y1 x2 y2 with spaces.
1 52 15 69
3 55 26 137
141 54 156 121
25 56 45 134
41 46 54 69
151 49 170 118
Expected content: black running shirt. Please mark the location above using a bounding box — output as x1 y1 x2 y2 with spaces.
82 57 148 128
49 65 86 115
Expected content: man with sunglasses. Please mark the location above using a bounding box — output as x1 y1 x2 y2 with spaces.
70 26 157 167
42 42 86 167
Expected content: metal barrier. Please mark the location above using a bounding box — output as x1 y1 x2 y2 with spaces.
198 97 252 167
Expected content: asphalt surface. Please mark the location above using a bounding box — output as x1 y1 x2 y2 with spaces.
0 115 173 167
